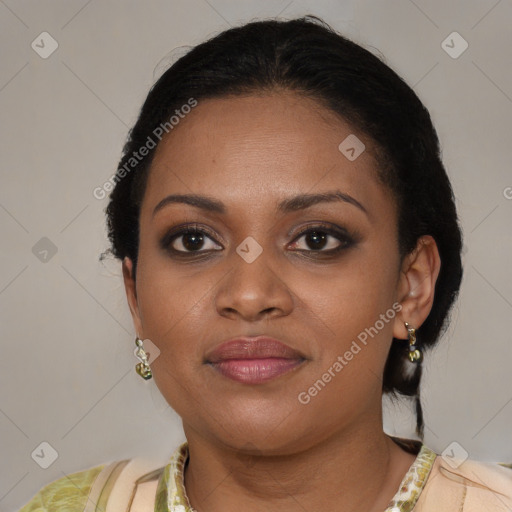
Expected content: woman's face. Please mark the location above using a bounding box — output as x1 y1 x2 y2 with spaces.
125 91 409 453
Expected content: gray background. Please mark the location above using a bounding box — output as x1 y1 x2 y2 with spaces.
1 0 511 510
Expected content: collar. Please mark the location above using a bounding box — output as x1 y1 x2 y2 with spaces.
155 440 437 512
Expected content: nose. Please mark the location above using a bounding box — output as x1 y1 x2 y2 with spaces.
214 246 294 322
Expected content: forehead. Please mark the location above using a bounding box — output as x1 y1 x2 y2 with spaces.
141 91 392 220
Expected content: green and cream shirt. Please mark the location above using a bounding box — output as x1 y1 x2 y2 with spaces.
18 437 512 511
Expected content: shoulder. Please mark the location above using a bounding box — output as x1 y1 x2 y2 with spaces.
17 455 167 512
418 450 512 511
17 462 108 511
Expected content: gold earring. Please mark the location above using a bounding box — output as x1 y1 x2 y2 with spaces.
134 337 153 380
405 322 422 363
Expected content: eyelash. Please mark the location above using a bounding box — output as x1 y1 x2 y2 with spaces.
160 222 356 259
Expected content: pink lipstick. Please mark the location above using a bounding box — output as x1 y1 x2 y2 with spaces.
205 336 306 384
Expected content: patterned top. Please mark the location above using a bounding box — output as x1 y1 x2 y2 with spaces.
156 438 437 512
18 437 512 511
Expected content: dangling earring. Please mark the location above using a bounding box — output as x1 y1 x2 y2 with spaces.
134 337 153 380
405 322 422 363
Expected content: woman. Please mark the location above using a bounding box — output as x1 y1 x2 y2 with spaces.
19 15 512 512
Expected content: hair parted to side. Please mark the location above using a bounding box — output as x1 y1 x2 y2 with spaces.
104 15 463 440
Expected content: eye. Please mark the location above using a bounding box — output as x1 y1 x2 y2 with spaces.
288 225 354 253
160 222 356 258
161 225 223 254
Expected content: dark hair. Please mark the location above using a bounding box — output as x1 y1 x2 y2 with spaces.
105 15 463 440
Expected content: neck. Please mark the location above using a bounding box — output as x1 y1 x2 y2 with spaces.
182 418 416 512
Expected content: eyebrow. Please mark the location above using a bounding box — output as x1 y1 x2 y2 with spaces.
152 190 368 218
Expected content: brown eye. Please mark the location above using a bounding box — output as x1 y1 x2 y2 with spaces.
161 226 223 254
294 230 337 251
289 226 354 253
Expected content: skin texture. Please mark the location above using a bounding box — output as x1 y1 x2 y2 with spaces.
123 90 441 512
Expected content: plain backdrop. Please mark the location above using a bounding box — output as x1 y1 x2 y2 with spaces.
1 1 511 510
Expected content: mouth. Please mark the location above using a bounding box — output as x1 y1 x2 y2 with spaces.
205 336 307 384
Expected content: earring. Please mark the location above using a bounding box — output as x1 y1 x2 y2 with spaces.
134 337 153 380
404 322 422 363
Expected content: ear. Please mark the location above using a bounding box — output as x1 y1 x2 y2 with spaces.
393 235 441 340
122 257 143 337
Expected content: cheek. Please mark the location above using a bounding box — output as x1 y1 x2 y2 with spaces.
136 269 203 351
134 245 225 373
134 259 210 413
320 244 399 317
296 272 398 419
298 243 400 376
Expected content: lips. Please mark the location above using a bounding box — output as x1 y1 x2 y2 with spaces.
206 336 305 362
205 336 306 384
